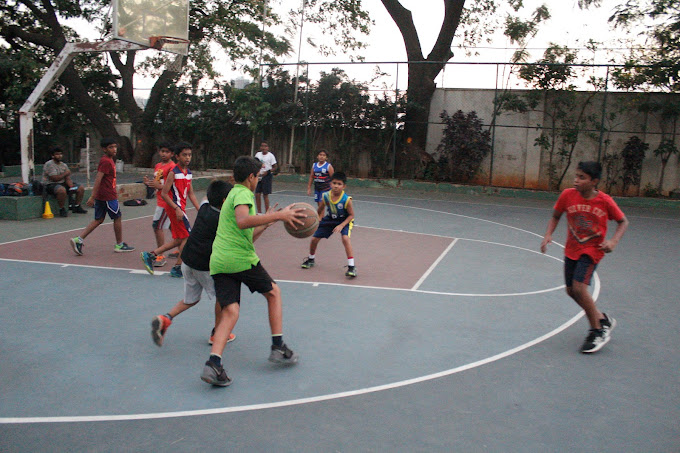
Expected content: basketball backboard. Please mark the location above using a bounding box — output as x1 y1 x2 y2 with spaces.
112 0 189 55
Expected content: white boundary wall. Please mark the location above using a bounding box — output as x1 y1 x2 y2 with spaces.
427 88 680 195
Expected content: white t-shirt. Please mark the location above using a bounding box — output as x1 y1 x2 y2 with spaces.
255 151 277 175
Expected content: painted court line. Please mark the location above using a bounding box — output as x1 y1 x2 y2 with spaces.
0 306 591 424
0 193 594 424
411 238 459 291
0 257 565 298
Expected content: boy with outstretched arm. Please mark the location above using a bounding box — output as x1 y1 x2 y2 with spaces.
141 142 200 278
541 161 629 353
150 179 236 347
201 156 306 386
301 171 357 278
70 138 134 255
143 143 176 268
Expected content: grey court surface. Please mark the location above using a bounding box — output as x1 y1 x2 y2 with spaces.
0 181 678 452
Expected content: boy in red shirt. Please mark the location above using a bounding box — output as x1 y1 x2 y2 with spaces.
70 138 135 255
541 161 629 353
141 142 200 278
143 143 176 267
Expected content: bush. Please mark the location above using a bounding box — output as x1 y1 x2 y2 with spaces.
436 110 492 182
642 183 660 198
620 136 648 194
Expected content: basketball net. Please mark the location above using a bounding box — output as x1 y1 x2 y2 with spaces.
149 36 188 73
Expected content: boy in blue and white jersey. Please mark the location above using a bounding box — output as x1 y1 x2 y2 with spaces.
301 171 356 278
306 149 334 217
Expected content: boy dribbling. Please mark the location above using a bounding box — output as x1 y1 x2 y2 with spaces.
301 171 356 278
541 161 629 353
201 156 306 386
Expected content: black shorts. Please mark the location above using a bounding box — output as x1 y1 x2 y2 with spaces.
564 255 598 287
256 172 273 195
212 262 275 308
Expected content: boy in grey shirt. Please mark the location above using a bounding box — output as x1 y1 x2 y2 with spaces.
42 147 86 217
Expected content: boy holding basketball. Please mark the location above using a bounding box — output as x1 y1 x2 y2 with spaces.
541 161 629 353
306 149 334 217
150 179 236 347
141 142 200 278
202 156 306 386
301 171 356 278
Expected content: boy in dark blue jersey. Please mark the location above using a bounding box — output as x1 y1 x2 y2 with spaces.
150 179 236 347
306 149 334 217
301 171 357 277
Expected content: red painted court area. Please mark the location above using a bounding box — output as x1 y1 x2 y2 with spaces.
0 214 452 289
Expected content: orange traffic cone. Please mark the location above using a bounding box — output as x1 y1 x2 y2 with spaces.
42 201 54 219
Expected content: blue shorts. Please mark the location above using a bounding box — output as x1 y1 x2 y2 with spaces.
94 199 121 220
313 217 353 239
564 255 597 287
313 186 329 203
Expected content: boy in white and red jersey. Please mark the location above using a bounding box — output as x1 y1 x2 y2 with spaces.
141 142 200 278
541 161 629 354
143 143 176 267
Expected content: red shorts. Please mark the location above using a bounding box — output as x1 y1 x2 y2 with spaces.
165 207 191 239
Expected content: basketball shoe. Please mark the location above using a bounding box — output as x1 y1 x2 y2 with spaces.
151 315 172 347
301 257 315 269
269 343 299 364
141 251 155 275
345 265 357 278
600 313 616 338
114 242 135 253
153 255 167 267
580 328 608 353
70 237 83 256
209 328 236 345
201 361 232 387
169 264 183 278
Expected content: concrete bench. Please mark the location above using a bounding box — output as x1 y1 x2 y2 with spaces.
0 173 234 220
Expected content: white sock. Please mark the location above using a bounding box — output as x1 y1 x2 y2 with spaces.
309 254 315 259
348 258 355 266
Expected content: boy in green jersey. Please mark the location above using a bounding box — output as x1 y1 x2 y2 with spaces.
202 156 306 386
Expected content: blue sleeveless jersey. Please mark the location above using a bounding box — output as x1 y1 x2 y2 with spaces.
322 190 351 220
312 162 332 191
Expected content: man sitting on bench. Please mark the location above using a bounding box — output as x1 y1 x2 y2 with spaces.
42 146 87 217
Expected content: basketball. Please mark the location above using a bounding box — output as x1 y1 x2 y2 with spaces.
284 203 319 239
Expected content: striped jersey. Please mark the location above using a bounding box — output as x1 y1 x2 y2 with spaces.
312 161 332 191
153 160 176 208
170 166 192 211
322 190 351 220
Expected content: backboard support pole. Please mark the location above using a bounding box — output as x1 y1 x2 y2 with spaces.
19 40 146 183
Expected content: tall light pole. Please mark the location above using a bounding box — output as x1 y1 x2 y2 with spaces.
253 0 268 157
288 0 306 169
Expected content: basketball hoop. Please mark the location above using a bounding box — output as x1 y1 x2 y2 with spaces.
165 54 185 73
149 36 189 51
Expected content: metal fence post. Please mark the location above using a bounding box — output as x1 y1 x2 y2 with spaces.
597 65 611 163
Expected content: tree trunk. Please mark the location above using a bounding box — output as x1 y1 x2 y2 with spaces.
111 51 183 167
59 65 132 161
381 0 463 177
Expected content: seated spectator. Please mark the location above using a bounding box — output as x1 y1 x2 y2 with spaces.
42 147 87 217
